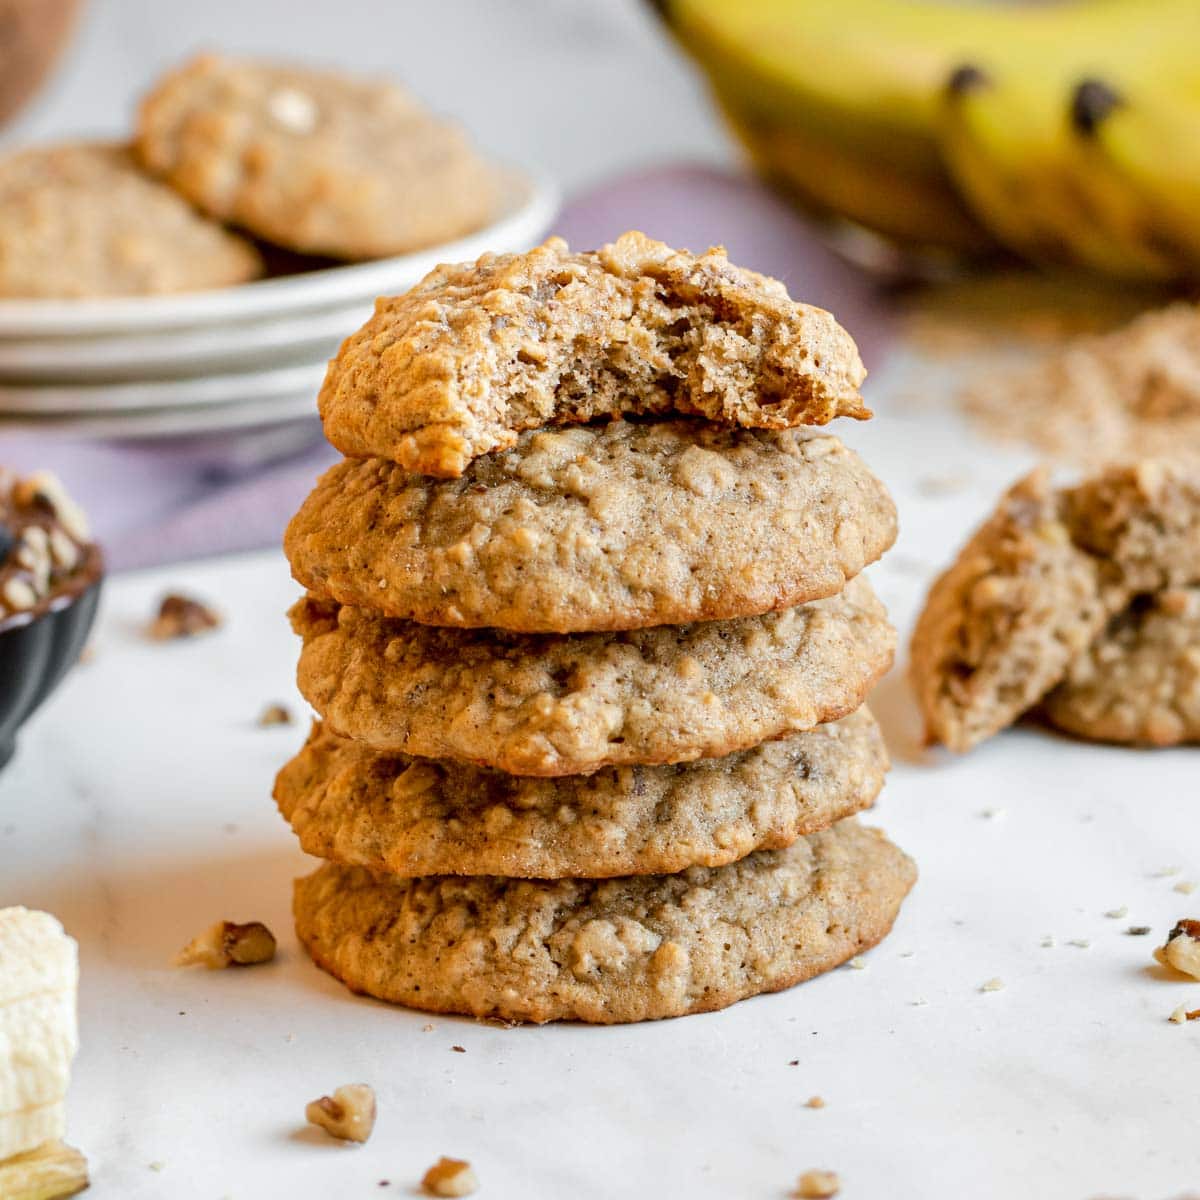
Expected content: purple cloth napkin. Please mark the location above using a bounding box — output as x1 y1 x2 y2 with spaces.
0 165 895 571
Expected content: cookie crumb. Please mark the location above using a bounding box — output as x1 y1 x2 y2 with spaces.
846 956 867 971
979 977 1005 993
172 920 276 968
795 1168 840 1198
1040 936 1056 948
1067 938 1091 949
788 1059 799 1067
1168 1003 1199 1024
979 807 1004 820
305 1084 376 1143
1126 926 1152 936
1104 906 1128 919
1154 919 1200 980
147 593 221 640
257 702 292 727
422 1023 435 1032
148 1161 165 1172
1175 881 1197 895
451 1045 466 1053
421 1156 478 1197
805 1096 826 1109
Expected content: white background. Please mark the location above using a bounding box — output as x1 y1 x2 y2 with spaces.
5 0 731 192
4 346 1200 1199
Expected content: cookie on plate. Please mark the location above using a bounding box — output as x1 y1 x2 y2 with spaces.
1043 587 1200 746
293 818 917 1024
290 574 895 776
285 423 897 632
317 231 870 474
136 54 501 259
275 707 888 879
0 142 262 298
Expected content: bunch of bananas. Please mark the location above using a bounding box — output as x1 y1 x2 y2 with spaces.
655 0 1200 280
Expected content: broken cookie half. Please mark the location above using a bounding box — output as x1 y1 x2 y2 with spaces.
318 230 869 476
911 458 1200 751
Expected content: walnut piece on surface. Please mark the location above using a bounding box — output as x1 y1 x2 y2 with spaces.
147 592 221 640
0 1139 89 1199
1155 919 1200 980
172 920 276 968
795 1168 840 1198
257 702 293 727
421 1157 478 1197
305 1084 376 1143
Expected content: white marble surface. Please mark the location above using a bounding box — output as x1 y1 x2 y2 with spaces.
5 0 730 193
2 352 1199 1198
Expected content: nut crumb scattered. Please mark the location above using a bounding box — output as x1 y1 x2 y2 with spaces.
1126 926 1152 937
795 1168 840 1198
1154 920 1200 980
979 807 1004 820
148 1162 165 1172
257 702 292 727
147 593 221 640
451 1045 465 1053
788 1059 799 1067
1040 936 1056 948
422 1023 435 1032
1175 881 1197 896
911 998 929 1007
172 920 276 968
421 1157 478 1197
1168 1003 1199 1024
846 956 866 971
306 1084 376 1143
980 978 1005 993
1067 939 1091 949
805 1096 826 1109
1150 866 1182 879
1104 906 1128 920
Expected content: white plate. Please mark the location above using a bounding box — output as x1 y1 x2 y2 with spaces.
0 360 328 414
0 389 318 439
0 168 558 337
0 304 359 379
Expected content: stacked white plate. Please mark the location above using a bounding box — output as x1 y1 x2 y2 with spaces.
0 170 558 440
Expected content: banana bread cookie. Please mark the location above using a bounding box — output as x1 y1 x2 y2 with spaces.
1043 587 1200 746
291 574 894 776
136 54 500 259
292 818 917 1024
274 707 888 879
317 231 870 474
912 458 1200 750
0 142 261 297
284 423 896 632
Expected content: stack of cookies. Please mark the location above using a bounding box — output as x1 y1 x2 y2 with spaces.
276 232 916 1024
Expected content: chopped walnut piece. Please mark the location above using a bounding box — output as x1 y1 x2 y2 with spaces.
306 1084 376 1143
147 592 221 640
796 1169 840 1198
1168 1003 1200 1024
172 920 276 968
1154 919 1200 980
0 1139 89 1199
257 702 293 727
421 1157 478 1197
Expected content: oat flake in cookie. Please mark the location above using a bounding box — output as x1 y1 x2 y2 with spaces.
0 470 99 627
292 818 917 1024
0 143 262 298
316 231 869 475
285 422 897 632
136 54 501 259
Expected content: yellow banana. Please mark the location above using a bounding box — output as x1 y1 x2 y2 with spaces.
655 0 1200 272
1075 82 1200 272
